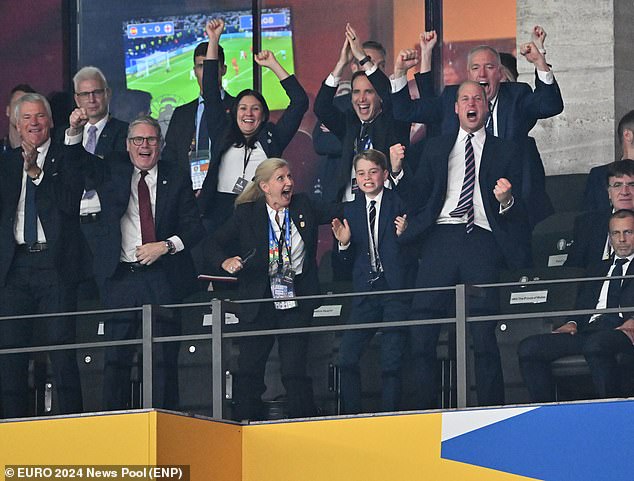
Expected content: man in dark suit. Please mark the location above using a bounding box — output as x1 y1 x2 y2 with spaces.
205 158 342 420
392 28 563 226
399 81 531 409
567 160 634 269
0 93 84 418
87 116 204 411
582 110 634 212
163 41 234 174
63 67 129 294
314 24 410 204
331 149 411 414
519 209 634 402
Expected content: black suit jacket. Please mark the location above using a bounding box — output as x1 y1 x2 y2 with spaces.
205 193 342 323
314 69 411 202
566 210 611 269
398 132 531 269
89 154 205 300
337 189 412 302
198 59 309 218
0 142 84 285
572 260 634 331
163 93 236 168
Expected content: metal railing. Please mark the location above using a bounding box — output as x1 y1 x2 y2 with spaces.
0 273 631 419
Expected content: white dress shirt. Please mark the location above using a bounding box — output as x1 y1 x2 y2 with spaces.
266 204 305 275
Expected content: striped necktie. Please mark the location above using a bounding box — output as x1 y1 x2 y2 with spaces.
449 133 476 233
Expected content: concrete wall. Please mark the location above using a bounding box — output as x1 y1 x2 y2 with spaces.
517 0 615 175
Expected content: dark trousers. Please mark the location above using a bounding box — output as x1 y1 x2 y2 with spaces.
519 315 633 402
338 276 408 414
232 302 316 421
100 263 180 411
409 225 505 408
0 248 82 418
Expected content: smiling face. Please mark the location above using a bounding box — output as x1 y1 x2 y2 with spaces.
455 81 487 133
355 157 388 198
16 100 52 147
127 122 161 171
351 74 382 123
609 214 634 258
261 165 294 210
236 95 264 138
74 77 110 123
467 48 503 101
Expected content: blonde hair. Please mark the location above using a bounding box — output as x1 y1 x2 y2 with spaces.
235 158 289 205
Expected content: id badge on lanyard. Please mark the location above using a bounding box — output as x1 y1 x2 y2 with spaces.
268 209 297 309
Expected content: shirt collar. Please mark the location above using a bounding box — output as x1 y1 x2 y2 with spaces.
86 115 109 133
135 164 158 180
458 126 486 142
365 188 384 207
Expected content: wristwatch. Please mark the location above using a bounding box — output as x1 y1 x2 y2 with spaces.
164 239 176 255
358 55 372 66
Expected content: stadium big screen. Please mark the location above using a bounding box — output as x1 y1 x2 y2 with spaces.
122 9 295 118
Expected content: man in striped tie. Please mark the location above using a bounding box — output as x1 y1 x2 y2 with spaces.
398 80 531 409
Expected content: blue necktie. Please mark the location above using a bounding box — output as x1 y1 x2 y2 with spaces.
485 102 495 135
24 175 38 246
449 133 476 233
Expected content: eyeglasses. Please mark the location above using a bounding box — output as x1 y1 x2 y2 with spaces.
128 136 159 146
75 88 106 99
608 182 634 190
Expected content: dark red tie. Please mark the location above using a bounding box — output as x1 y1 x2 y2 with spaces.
138 171 156 244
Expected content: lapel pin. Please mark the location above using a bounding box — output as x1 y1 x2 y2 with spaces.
299 214 305 228
162 180 167 185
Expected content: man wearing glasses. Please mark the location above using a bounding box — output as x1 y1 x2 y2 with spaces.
64 67 129 301
567 160 634 269
84 116 204 411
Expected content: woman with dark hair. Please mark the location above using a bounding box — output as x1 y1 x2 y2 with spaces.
205 158 341 421
198 19 309 232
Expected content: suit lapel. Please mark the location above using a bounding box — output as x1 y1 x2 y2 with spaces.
154 163 170 232
495 87 509 138
377 190 391 244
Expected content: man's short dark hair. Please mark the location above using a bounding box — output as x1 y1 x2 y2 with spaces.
610 208 634 223
617 110 634 145
354 148 388 171
10 84 36 98
606 159 634 186
193 42 225 64
351 70 369 90
361 40 386 58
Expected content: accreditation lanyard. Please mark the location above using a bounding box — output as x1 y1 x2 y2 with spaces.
268 208 292 270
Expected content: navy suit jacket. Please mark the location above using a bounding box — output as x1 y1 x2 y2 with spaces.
582 163 610 213
572 260 634 331
0 142 84 285
205 194 342 324
88 154 204 300
337 189 412 303
198 59 309 218
408 72 559 226
163 93 236 168
395 71 564 140
398 132 531 269
565 210 611 269
314 69 411 202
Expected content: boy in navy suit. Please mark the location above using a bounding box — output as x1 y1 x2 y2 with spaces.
331 149 411 414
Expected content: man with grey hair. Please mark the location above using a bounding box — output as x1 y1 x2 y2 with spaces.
84 115 204 411
0 93 84 418
65 66 128 224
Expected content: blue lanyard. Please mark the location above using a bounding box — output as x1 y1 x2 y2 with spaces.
268 208 292 267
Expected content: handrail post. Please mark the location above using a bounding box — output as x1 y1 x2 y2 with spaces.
211 298 225 419
141 303 155 408
455 284 468 409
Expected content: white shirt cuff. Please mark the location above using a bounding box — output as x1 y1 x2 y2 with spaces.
168 235 184 253
325 74 340 88
65 129 83 146
365 64 378 76
338 242 351 251
536 69 554 85
391 75 408 93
